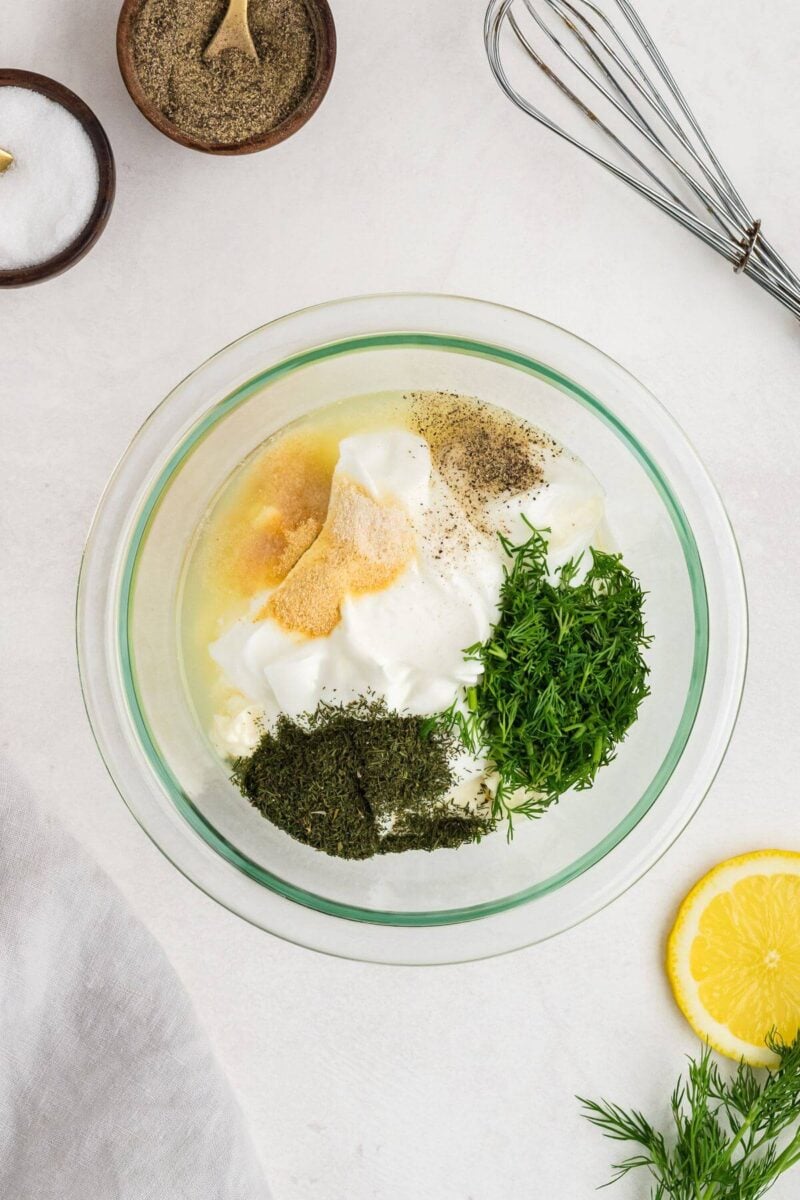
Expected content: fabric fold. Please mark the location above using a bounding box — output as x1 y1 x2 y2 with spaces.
0 763 269 1200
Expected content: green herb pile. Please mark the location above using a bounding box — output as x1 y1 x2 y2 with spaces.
437 524 651 828
232 697 492 860
580 1031 800 1199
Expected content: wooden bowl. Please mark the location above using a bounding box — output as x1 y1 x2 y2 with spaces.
116 0 336 154
0 70 115 289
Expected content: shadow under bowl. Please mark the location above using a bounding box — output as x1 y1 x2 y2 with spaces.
0 70 115 289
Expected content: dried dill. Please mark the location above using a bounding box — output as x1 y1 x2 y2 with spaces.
382 810 492 855
231 697 493 859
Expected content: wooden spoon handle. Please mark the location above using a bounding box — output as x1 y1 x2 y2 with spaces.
204 0 258 61
226 0 250 19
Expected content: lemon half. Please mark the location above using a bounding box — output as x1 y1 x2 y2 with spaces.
667 851 800 1067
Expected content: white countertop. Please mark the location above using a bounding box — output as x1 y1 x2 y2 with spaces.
3 2 800 1196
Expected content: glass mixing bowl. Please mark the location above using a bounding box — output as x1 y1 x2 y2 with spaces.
77 294 747 963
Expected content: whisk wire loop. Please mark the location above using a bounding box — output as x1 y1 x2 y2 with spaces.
485 0 800 319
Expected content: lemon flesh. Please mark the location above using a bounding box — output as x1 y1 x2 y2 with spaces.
667 851 800 1066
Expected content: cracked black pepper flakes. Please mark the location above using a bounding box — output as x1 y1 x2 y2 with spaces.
132 0 317 145
408 391 559 534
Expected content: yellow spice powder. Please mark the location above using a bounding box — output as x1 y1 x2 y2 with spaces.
260 476 416 637
208 430 336 600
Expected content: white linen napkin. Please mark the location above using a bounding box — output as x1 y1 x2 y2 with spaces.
0 762 269 1200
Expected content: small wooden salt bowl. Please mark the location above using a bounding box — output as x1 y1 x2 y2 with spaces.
0 70 115 289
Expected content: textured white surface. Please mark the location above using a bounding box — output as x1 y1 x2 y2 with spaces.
2 1 800 1197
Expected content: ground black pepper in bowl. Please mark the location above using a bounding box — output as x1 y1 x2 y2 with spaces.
127 0 324 148
410 391 557 535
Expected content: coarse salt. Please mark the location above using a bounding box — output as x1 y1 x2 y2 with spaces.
0 86 99 270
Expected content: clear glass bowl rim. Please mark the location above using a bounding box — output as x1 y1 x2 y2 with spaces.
77 293 748 962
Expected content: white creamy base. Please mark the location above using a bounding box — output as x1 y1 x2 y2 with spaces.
210 429 606 770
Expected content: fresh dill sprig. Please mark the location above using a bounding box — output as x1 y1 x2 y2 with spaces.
579 1032 800 1199
436 524 651 830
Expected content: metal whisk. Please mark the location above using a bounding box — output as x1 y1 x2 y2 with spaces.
485 0 800 319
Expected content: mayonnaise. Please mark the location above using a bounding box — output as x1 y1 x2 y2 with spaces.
210 429 605 757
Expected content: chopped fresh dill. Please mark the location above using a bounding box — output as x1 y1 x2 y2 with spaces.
579 1031 800 1199
434 524 651 832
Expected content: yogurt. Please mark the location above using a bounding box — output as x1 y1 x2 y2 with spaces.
210 428 605 755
